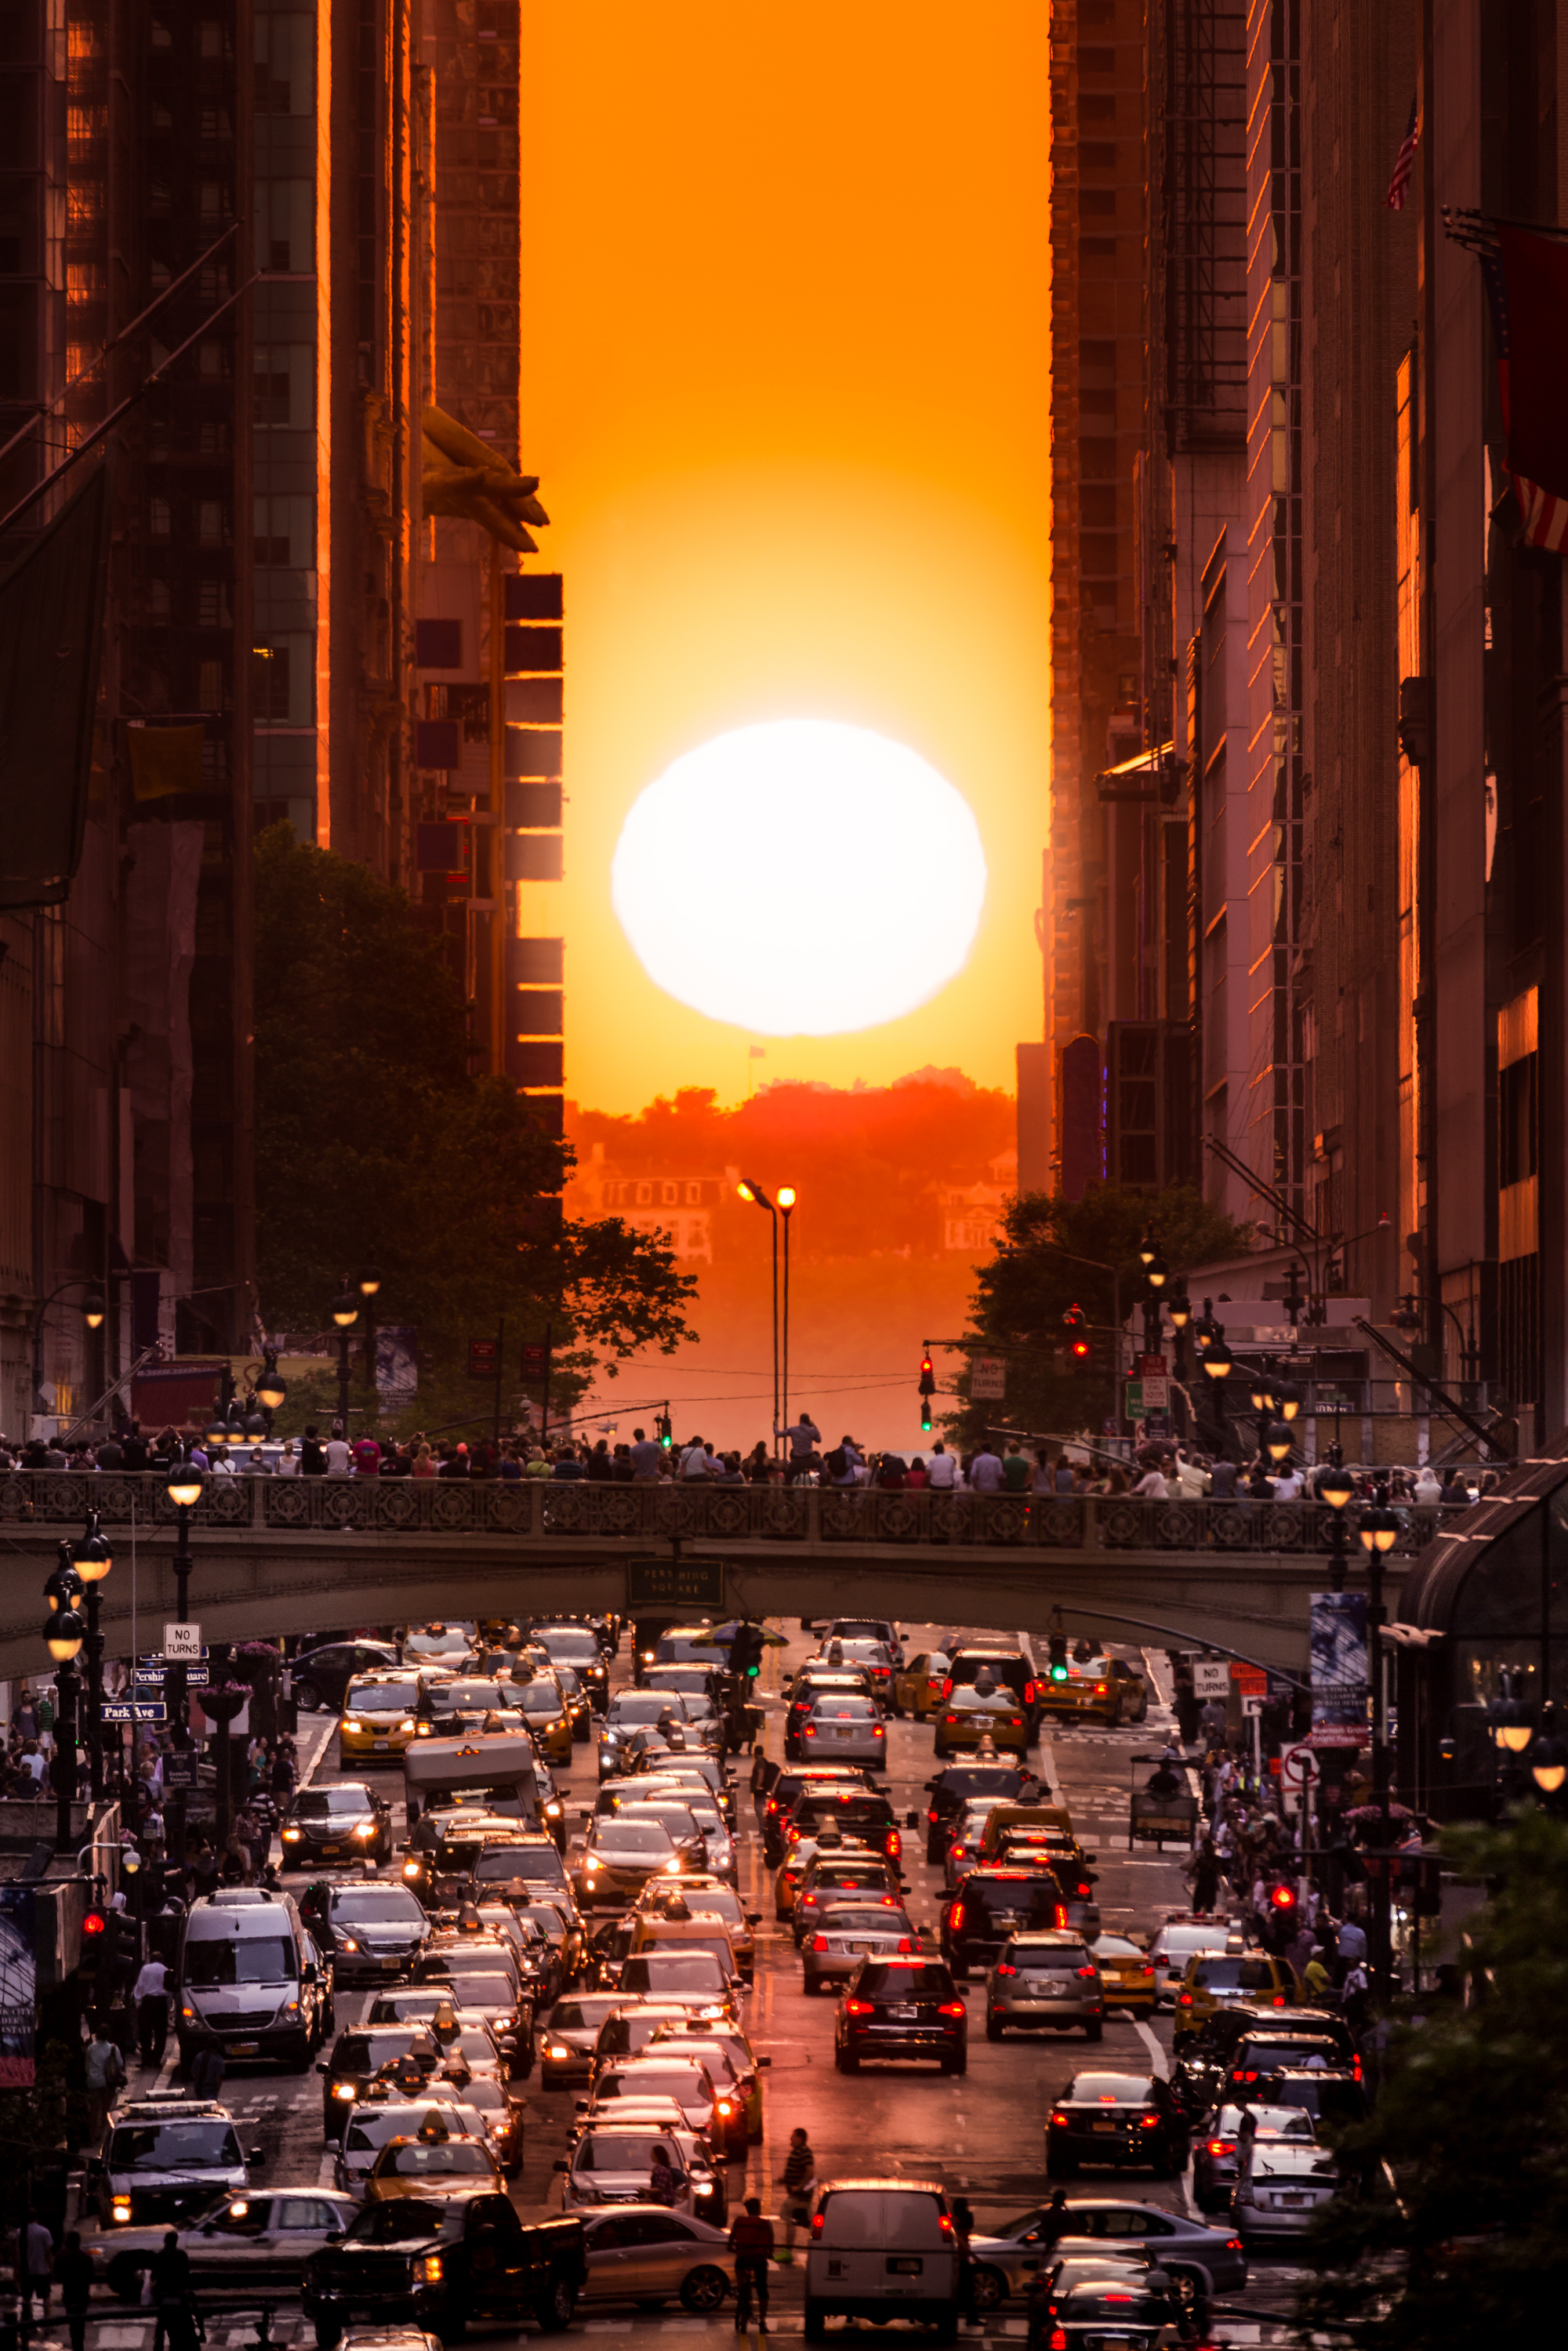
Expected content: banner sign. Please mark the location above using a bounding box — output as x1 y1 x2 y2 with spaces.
1310 1590 1370 1741
376 1326 418 1406
0 1886 37 2085
626 1556 726 1612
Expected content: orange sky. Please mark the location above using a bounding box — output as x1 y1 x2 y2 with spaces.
517 2 1054 1115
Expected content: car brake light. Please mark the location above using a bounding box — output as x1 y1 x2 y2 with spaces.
811 2214 824 2236
937 2001 965 2017
944 1714 959 1725
938 2215 954 2236
897 1937 913 1953
1050 2332 1068 2351
1225 2240 1242 2252
927 1809 938 1823
1352 2054 1363 2081
949 1903 964 1932
1138 2113 1159 2129
805 1726 817 1736
887 1830 901 1859
942 1678 953 1699
1207 2139 1234 2157
1178 1993 1193 2005
766 1798 779 1814
996 1962 1016 1976
811 1935 828 1952
1273 1993 1286 2005
844 1999 874 2016
1024 1681 1036 1704
1094 1682 1108 1697
1076 1965 1097 1979
1050 2111 1068 2127
881 1894 897 1905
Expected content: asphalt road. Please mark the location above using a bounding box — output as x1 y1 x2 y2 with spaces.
83 1618 1322 2350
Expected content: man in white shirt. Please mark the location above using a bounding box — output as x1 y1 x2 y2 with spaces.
679 1439 712 1480
324 1432 353 1475
926 1442 959 1490
968 1443 1004 1493
132 1954 171 2066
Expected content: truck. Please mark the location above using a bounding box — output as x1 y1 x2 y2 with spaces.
303 2187 585 2346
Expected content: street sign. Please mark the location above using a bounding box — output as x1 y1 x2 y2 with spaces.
1137 1355 1168 1377
135 1665 209 1687
1281 1743 1322 1787
968 1355 1007 1401
626 1556 726 1611
1241 1693 1266 1718
1141 1376 1170 1410
163 1751 199 1789
1231 1663 1269 1697
521 1341 549 1375
164 1623 203 1660
1124 1379 1142 1418
1192 1660 1230 1699
101 1701 166 1724
468 1337 499 1380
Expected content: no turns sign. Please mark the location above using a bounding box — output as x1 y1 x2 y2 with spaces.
1281 1743 1321 1787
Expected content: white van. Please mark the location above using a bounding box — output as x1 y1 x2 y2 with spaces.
804 2178 959 2341
176 1887 318 2071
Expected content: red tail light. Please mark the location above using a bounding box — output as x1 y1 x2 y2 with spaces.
1075 1965 1097 1979
1054 1906 1067 1928
1352 2054 1363 2081
1207 2139 1234 2157
811 2214 824 2237
1094 1682 1108 1698
1272 1994 1286 2005
1024 1682 1036 1704
942 1678 953 1699
1178 1992 1193 2006
927 1809 938 1823
937 2001 965 2017
805 1726 817 1736
944 1714 960 1725
938 2215 954 2237
811 1935 828 1952
1050 2331 1068 2351
844 1999 874 2016
996 1962 1016 1976
766 1798 779 1815
1225 2239 1243 2251
887 1829 902 1860
1138 2113 1159 2129
949 1903 964 1932
897 1937 913 1953
881 1894 897 1905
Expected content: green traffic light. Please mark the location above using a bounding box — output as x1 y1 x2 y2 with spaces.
1051 1663 1069 1682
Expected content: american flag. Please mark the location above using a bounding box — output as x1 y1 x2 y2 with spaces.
1385 93 1419 212
1479 229 1568 553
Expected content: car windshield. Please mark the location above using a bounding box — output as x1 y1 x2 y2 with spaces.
818 2190 944 2249
296 1788 374 1819
595 1823 677 1856
473 1845 564 1883
619 1954 726 1993
951 1686 1017 1710
345 2107 454 2153
858 1964 953 1999
1011 1946 1090 1972
656 1638 727 1664
1254 2147 1338 2179
822 1906 906 1934
608 1694 687 1724
1192 1957 1280 1991
347 1682 420 1712
380 2141 492 2176
1065 2294 1170 2323
966 1880 1062 1921
937 1769 1026 1801
1156 1928 1229 1957
540 1633 598 1663
332 1889 425 1926
184 1936 296 1986
810 1698 877 1719
430 1682 506 1710
346 2200 456 2243
514 1684 563 1715
1269 2077 1364 2124
576 2133 688 2175
1068 2075 1155 2102
550 2000 619 2031
441 1974 514 2008
111 2123 244 2171
601 2066 706 2102
1095 1938 1145 1959
1239 2040 1346 2070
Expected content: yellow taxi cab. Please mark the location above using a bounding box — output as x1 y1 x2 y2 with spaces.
976 1804 1079 1863
891 1649 952 1720
774 1830 878 1919
338 1672 423 1762
639 1874 758 1982
627 1909 742 1986
506 1668 574 1765
1036 1652 1148 1726
1091 1931 1156 2013
364 2120 503 2201
1174 1946 1301 2039
933 1682 1030 1758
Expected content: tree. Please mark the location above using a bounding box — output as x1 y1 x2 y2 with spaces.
1298 1809 1568 2348
253 825 696 1431
942 1182 1250 1450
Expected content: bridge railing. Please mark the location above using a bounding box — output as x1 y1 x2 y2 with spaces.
0 1472 1460 1556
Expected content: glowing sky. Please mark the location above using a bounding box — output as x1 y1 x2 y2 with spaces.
517 2 1053 1114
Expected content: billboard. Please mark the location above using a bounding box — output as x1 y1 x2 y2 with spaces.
1310 1591 1370 1746
376 1326 418 1406
0 1885 37 2086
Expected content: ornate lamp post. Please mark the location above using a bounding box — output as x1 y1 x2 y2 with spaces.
69 1513 113 1801
1359 1477 1400 1994
165 1455 203 1867
1319 1457 1356 1590
42 1563 85 1852
776 1192 797 1444
331 1281 360 1438
358 1267 382 1398
736 1181 781 1454
1198 1316 1234 1457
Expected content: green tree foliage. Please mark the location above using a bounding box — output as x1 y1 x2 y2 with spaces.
1298 1809 1568 2348
943 1182 1250 1449
253 825 695 1430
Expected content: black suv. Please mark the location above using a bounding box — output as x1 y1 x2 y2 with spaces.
835 1956 967 2075
303 2190 584 2342
1225 2023 1359 2097
281 1783 394 1869
289 1642 401 1714
316 2024 443 2139
923 1763 1039 1865
760 1765 870 1863
1046 2069 1190 2179
942 1868 1067 1976
945 1646 1040 1738
1172 2002 1348 2117
784 1788 902 1871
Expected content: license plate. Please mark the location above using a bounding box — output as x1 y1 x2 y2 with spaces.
380 1956 399 1969
1281 2193 1308 2207
970 1714 994 1728
1091 2119 1119 2132
889 2003 917 2020
321 1845 341 1858
372 1739 388 1751
887 2258 923 2276
846 1941 870 1954
229 2041 259 2055
835 1727 855 1740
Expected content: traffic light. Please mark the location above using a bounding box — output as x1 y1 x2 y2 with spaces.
1048 1632 1069 1684
1268 1881 1298 1917
730 1623 765 1681
918 1351 935 1433
1063 1303 1092 1369
657 1412 673 1449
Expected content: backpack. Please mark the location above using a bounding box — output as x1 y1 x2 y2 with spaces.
826 1446 848 1480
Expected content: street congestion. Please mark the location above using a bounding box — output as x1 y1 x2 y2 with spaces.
40 1609 1372 2351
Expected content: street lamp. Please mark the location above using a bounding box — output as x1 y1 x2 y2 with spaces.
736 1181 781 1455
42 1598 83 1852
1359 1475 1399 1996
1165 1291 1192 1436
777 1188 797 1444
1319 1458 1356 1591
1197 1314 1234 1457
254 1348 287 1418
1529 1703 1567 1795
359 1266 382 1395
30 1280 110 1421
70 1514 113 1803
165 1456 201 1867
331 1281 359 1439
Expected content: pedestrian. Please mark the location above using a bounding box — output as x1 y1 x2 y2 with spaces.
1001 1442 1031 1493
968 1441 1004 1493
950 2196 980 2330
84 2018 126 2141
728 2194 775 2334
647 2142 678 2204
187 2036 226 2099
20 2212 53 2323
55 2229 95 2351
150 2229 201 2351
629 1427 663 1481
134 1950 171 2066
778 2126 815 2262
1184 1836 1221 1914
926 1441 958 1490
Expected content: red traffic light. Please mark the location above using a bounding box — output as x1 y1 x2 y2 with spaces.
1069 1337 1091 1360
918 1351 936 1396
1269 1882 1297 1910
82 1909 107 1936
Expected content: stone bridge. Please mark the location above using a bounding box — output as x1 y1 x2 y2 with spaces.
0 1474 1451 1681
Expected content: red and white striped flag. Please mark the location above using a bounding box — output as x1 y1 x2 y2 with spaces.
1386 93 1419 212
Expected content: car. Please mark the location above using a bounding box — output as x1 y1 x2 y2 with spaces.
1191 2101 1316 2215
943 1799 1023 1890
415 1678 528 1740
318 2026 448 2137
923 1762 1043 1864
1171 2002 1349 2115
821 1616 906 1666
413 1946 530 2068
402 1624 481 1673
584 2053 729 2150
640 1875 758 1978
804 1900 918 1994
942 1868 1069 1978
792 1849 902 1943
615 1946 739 2019
785 1670 877 1758
364 2128 505 2203
597 1689 696 1777
552 1667 597 1743
281 1783 396 1868
554 2111 727 2225
892 1651 952 1720
964 2233 1152 2312
933 1681 1030 1758
292 1641 402 1714
985 1932 1103 2040
1047 2071 1191 2180
95 2190 361 2298
627 1911 743 1993
1224 2024 1361 2098
784 1786 903 1872
760 1763 871 1862
1148 1918 1234 2007
579 2207 735 2311
538 1991 626 2089
303 2190 586 2342
1232 2136 1342 2243
465 1830 574 1908
1172 1949 1300 2038
532 1624 611 1712
1037 1653 1148 1726
646 2018 767 2141
440 2071 524 2177
332 2096 487 2197
306 1883 430 1986
967 2204 1246 2308
339 1675 424 1763
811 1637 897 1707
835 1955 967 2074
175 1886 324 2070
804 2178 957 2341
799 1691 889 1766
943 1645 1040 1734
1091 1933 1156 2014
91 2096 263 2229
1036 2275 1184 2349
611 1797 710 1871
505 1670 575 1765
571 1815 679 1907
1255 2066 1368 2130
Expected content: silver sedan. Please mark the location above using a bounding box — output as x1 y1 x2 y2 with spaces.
801 1900 917 1994
800 1693 889 1767
579 2207 736 2311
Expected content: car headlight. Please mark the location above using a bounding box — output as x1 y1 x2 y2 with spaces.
418 2255 444 2284
399 1719 416 1734
343 1719 362 1734
339 1936 359 1953
280 1997 300 2018
281 1827 301 1843
111 2197 132 2222
332 2081 358 2100
545 1800 562 1817
181 2001 197 2023
404 1860 423 1880
546 2043 571 2060
353 1820 376 1838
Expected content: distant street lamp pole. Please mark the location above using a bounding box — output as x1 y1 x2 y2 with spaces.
779 1188 797 1447
42 1564 85 1852
70 1513 113 1802
358 1265 383 1401
736 1180 780 1456
1358 1475 1400 1995
165 1453 204 1869
31 1281 106 1423
331 1280 359 1436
